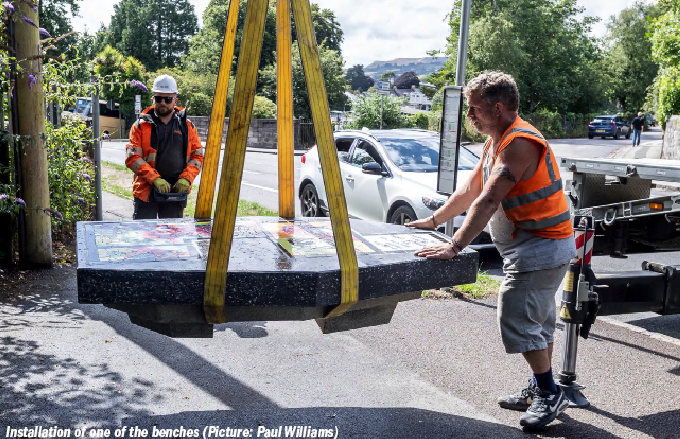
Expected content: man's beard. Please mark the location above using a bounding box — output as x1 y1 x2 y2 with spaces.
155 106 173 117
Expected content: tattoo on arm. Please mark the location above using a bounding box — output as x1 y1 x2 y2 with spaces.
491 165 517 183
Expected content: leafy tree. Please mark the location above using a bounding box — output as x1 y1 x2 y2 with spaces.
94 46 149 126
38 0 80 55
346 92 405 129
606 1 667 112
448 0 608 114
185 0 343 76
258 42 346 119
394 71 419 89
345 64 374 91
105 0 198 71
380 71 396 82
649 0 680 127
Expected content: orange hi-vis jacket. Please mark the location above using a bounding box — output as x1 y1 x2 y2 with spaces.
125 106 204 202
481 117 573 239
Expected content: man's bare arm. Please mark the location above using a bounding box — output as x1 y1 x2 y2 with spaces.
406 159 483 229
451 138 536 248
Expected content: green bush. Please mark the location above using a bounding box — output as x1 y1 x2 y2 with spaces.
346 92 406 129
46 120 96 238
252 95 277 119
407 112 429 129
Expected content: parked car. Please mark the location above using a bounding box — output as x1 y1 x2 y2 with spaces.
646 115 657 127
298 129 494 250
588 115 630 140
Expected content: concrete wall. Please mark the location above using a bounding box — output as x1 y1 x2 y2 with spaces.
189 116 314 150
662 115 680 160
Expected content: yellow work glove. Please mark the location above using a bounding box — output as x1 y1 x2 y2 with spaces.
173 178 191 193
152 178 171 194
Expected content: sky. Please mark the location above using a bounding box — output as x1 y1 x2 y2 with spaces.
71 0 654 68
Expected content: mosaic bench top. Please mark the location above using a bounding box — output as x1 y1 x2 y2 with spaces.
77 217 478 308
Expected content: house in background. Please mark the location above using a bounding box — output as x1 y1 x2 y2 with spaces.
392 85 432 113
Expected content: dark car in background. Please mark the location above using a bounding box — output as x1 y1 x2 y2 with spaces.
588 115 630 140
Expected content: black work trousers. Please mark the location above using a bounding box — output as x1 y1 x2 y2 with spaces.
133 198 184 220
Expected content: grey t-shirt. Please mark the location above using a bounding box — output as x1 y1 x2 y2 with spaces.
153 112 185 184
482 141 576 273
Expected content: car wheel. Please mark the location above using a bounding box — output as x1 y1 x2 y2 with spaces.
588 134 594 139
389 205 417 225
613 130 619 140
300 183 322 217
625 131 630 139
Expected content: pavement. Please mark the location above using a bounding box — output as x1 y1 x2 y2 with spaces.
2 136 680 438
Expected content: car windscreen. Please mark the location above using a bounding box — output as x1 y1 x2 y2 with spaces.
378 137 478 172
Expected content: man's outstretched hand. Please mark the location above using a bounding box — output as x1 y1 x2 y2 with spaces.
414 242 459 260
405 216 436 230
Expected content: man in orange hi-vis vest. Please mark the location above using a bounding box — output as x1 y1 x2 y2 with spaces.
125 74 204 219
408 71 576 431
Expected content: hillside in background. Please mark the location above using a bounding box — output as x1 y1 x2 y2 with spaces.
365 57 449 80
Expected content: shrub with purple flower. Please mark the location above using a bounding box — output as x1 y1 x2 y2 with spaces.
2 2 14 14
39 28 51 38
21 16 37 28
130 79 149 93
27 74 36 90
0 194 8 201
14 197 25 207
45 208 64 220
81 173 91 182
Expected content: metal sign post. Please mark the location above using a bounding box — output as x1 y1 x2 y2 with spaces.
377 81 391 129
91 77 103 221
442 0 471 236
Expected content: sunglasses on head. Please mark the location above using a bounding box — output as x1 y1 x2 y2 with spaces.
153 96 175 104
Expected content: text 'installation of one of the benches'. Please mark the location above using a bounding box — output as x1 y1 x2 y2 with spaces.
77 217 478 337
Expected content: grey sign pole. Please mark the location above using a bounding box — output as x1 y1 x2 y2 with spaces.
444 0 472 237
91 79 103 221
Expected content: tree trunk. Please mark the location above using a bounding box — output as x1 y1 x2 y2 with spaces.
15 2 52 267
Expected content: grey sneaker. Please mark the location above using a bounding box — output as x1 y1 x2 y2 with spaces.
519 388 569 430
498 379 536 411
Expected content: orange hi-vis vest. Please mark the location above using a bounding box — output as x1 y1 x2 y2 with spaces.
482 117 573 239
125 106 204 202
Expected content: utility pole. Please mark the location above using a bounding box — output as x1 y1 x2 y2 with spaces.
14 2 52 266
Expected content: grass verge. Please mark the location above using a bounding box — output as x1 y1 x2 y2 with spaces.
101 162 278 217
422 270 501 300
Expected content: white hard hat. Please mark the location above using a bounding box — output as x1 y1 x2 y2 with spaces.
151 74 178 94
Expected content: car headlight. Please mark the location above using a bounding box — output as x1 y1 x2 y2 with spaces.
422 196 446 211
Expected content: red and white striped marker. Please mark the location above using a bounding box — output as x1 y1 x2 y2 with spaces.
572 227 594 266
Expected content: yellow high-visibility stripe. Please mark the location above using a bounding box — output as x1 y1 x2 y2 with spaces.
195 0 240 219
277 0 295 219
291 0 359 317
203 0 269 324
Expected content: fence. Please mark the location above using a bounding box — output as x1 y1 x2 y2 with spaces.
190 117 317 150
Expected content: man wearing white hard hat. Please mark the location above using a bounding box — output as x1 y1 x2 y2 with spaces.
125 74 204 219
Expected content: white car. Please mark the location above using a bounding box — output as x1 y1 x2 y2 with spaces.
298 128 494 250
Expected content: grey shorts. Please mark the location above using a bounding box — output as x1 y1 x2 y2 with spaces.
497 264 569 354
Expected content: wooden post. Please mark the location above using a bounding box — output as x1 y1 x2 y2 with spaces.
277 0 295 218
14 2 52 267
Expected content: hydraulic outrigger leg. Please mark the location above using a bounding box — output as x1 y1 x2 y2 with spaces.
557 216 602 408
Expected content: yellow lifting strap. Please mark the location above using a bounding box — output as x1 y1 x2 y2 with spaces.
290 0 359 318
202 0 359 323
277 0 295 219
194 0 240 219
